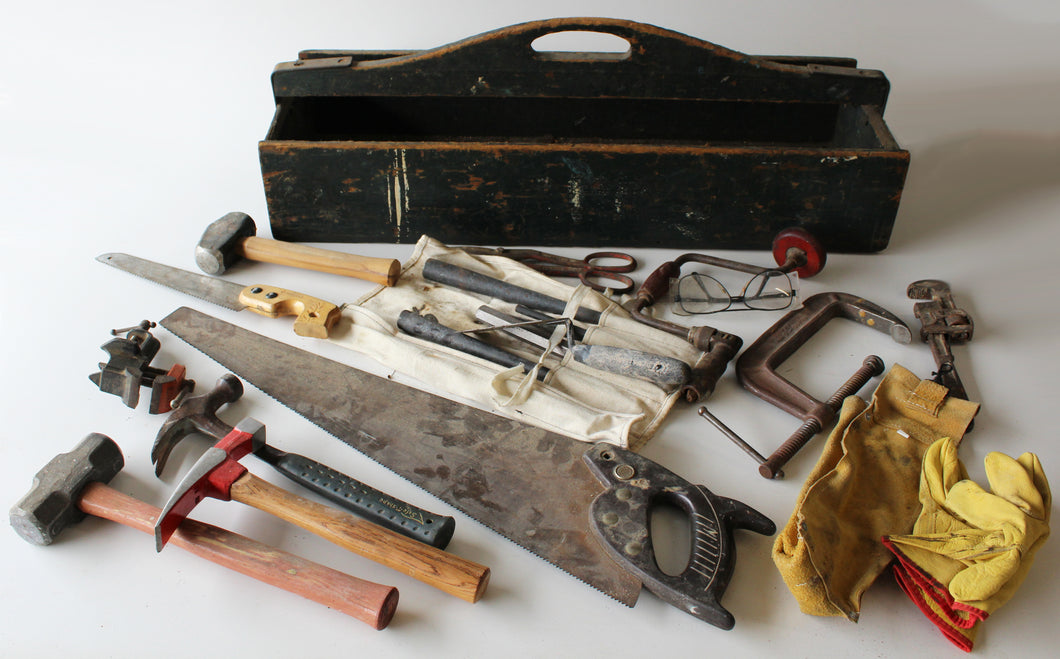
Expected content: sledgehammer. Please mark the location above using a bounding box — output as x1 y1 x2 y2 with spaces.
9 434 399 629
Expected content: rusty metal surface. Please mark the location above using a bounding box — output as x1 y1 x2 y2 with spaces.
88 320 195 414
737 292 911 420
735 292 912 478
159 306 643 607
258 18 909 251
907 279 974 402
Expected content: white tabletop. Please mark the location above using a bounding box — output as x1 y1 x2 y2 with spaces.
2 2 1058 657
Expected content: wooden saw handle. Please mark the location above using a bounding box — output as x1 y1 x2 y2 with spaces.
240 236 401 286
77 481 399 629
237 285 342 339
230 473 490 603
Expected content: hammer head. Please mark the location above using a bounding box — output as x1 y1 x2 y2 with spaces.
10 434 125 546
154 418 265 551
153 373 243 476
195 212 256 276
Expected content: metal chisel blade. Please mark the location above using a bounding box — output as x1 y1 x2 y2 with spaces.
472 306 569 356
159 306 643 607
97 253 246 310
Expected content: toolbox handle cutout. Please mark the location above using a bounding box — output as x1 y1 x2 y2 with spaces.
481 17 736 69
273 18 891 108
529 30 632 61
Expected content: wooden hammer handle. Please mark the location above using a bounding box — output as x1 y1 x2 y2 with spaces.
240 236 401 286
231 473 490 603
78 481 399 629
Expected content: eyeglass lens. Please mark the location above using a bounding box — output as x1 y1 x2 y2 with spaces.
676 271 794 315
743 271 795 310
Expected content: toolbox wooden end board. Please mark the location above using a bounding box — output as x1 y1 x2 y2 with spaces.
259 18 909 252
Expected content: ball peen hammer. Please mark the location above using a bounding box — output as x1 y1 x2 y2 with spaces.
9 434 398 629
155 418 491 603
196 212 401 286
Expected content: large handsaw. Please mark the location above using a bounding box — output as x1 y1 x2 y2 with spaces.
160 306 774 628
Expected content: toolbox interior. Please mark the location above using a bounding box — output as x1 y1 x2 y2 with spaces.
268 97 891 148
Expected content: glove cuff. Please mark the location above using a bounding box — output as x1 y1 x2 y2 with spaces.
882 537 987 626
891 563 977 652
869 365 979 445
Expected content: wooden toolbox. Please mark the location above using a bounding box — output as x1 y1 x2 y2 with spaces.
259 18 909 252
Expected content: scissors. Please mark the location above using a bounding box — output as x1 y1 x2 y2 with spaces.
462 247 638 295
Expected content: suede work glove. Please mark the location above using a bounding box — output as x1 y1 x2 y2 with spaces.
883 437 1051 651
773 364 980 621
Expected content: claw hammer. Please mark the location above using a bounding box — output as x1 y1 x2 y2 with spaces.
155 418 490 602
153 374 456 549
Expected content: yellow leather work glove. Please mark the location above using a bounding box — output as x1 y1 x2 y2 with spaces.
772 365 979 621
883 437 1051 651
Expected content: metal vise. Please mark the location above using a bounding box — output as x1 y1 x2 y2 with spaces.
736 293 912 478
89 321 194 414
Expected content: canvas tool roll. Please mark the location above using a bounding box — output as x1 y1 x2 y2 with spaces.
325 236 705 450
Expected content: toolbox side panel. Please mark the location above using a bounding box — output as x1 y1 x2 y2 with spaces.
259 142 908 252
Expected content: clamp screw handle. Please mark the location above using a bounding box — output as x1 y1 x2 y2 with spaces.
758 356 884 479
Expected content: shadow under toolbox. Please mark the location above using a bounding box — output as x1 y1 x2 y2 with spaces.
259 18 909 252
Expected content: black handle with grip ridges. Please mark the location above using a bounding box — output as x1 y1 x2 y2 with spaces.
254 444 456 549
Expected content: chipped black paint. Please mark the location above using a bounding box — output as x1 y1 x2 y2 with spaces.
259 18 908 252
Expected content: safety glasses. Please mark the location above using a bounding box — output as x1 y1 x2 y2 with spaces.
673 270 796 315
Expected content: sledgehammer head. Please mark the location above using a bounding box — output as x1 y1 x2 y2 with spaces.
10 434 124 546
195 212 256 276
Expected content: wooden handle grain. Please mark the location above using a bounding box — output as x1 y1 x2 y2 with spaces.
231 473 490 603
241 236 401 286
237 285 341 339
78 481 399 629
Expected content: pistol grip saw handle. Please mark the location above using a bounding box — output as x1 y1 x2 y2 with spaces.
582 443 775 629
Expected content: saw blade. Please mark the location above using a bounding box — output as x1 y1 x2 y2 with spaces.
97 253 247 310
159 306 642 606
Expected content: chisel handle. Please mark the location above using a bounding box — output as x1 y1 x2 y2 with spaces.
230 472 490 603
398 309 549 380
571 344 691 390
78 482 398 629
254 444 456 549
422 258 602 324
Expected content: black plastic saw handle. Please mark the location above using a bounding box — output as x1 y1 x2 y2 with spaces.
582 443 775 629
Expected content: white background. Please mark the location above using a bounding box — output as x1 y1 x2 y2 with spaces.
2 1 1058 657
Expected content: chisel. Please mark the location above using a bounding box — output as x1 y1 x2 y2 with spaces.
472 306 691 389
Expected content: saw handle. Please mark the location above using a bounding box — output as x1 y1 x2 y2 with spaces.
230 472 490 603
78 482 398 629
240 237 401 286
238 285 341 339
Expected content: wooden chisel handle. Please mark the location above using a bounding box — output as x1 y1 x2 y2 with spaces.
78 481 399 629
241 236 401 286
231 472 490 603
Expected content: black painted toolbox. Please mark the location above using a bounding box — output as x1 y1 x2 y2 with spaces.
259 18 909 252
